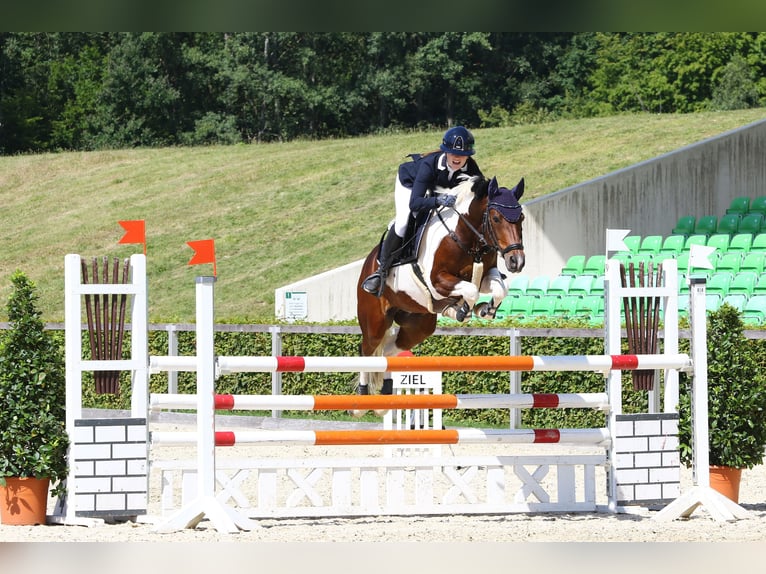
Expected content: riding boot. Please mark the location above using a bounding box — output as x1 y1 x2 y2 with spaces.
362 231 403 296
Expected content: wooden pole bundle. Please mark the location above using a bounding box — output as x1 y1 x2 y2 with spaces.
620 260 663 390
80 256 130 394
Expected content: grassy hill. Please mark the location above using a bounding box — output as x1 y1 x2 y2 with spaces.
1 109 765 323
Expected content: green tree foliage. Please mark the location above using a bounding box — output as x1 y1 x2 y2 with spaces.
0 272 69 497
1 32 765 154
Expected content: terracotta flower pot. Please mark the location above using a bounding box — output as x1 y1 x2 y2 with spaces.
0 477 50 525
709 465 742 503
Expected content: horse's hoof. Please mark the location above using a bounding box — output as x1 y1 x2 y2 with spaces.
373 409 390 417
455 301 471 322
473 302 497 319
349 408 368 418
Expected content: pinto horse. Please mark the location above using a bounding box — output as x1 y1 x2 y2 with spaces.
354 175 525 411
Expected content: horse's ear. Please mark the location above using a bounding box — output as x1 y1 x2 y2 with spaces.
488 176 499 197
512 177 525 200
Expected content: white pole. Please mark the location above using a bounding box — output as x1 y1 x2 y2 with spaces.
129 253 148 418
688 277 710 487
196 276 218 500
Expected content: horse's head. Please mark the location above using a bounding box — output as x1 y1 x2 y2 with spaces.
482 176 526 273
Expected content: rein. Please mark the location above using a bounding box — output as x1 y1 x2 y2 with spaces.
436 199 523 263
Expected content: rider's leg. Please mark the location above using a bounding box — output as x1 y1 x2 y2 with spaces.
362 177 410 296
362 229 403 295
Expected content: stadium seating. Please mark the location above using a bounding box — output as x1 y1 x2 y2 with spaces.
728 271 758 296
671 215 696 236
728 233 754 253
725 196 751 216
748 196 766 215
560 255 586 276
694 215 718 236
659 234 686 256
546 275 573 296
750 233 766 252
638 235 663 255
582 255 606 276
716 213 742 235
739 213 764 235
706 233 731 254
742 294 766 325
506 275 529 296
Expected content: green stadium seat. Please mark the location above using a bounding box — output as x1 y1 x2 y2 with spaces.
748 196 766 215
623 235 641 253
726 196 751 215
683 234 708 252
751 233 766 252
706 233 731 254
568 275 595 296
742 294 766 325
530 296 558 316
589 275 605 296
638 235 663 255
716 213 742 235
525 276 550 296
754 273 766 295
574 295 603 318
728 233 754 253
653 252 676 264
728 271 758 296
546 275 573 296
560 255 586 276
494 297 514 319
738 213 764 235
659 234 686 255
672 215 696 236
582 255 606 276
694 215 718 236
506 275 529 296
705 293 723 312
715 252 741 275
740 251 766 275
509 294 536 317
554 295 580 316
706 273 732 295
721 293 748 312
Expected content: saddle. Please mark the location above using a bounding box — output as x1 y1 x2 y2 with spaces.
381 209 432 268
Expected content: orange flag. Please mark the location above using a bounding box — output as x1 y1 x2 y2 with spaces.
118 220 146 255
187 239 217 276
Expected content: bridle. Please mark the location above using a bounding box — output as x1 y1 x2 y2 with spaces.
436 197 524 263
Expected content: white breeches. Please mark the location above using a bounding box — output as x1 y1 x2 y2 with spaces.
393 175 412 237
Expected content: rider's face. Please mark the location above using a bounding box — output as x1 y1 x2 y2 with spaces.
446 153 469 170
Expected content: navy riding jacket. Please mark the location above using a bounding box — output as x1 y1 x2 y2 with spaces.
398 152 483 215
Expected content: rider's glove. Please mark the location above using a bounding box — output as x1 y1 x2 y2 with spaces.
436 194 456 208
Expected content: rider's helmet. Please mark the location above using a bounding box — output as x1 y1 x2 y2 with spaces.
440 126 475 156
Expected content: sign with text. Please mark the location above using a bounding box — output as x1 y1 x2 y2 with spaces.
390 370 442 389
284 291 308 321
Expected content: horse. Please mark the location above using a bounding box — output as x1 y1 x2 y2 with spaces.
354 175 525 414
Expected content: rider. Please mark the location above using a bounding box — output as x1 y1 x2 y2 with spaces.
362 125 484 296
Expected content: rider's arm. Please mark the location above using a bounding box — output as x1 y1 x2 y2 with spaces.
408 159 439 213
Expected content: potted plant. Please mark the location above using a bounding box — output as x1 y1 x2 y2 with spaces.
0 271 69 525
678 303 766 503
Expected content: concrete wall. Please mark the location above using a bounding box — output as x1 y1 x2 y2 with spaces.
275 118 766 322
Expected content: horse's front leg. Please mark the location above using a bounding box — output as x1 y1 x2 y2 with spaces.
433 272 480 322
474 267 508 319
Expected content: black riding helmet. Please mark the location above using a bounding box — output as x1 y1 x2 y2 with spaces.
440 126 475 156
